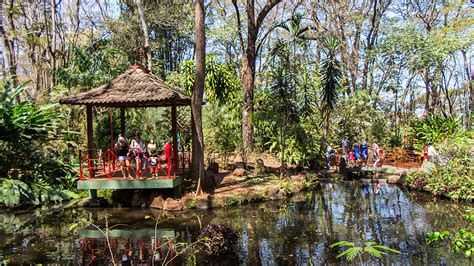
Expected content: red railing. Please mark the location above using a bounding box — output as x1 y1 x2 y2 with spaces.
78 148 191 180
341 147 423 168
379 147 422 167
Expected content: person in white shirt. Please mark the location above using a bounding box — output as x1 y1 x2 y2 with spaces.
427 143 438 162
372 141 381 167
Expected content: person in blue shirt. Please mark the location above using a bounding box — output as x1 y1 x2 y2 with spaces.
360 140 369 166
353 144 361 166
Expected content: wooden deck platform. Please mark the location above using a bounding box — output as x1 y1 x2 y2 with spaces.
78 175 183 190
78 175 184 199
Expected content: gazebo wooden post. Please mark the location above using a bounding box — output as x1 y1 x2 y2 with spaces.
120 108 126 137
86 105 97 199
171 102 179 174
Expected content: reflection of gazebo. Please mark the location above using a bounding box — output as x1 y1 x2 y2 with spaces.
59 66 190 197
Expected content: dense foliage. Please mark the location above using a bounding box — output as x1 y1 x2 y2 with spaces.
0 81 76 207
407 131 474 201
0 0 472 207
409 114 461 150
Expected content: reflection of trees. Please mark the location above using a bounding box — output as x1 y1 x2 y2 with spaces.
1 185 472 264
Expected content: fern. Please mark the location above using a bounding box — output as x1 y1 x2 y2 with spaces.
331 240 400 263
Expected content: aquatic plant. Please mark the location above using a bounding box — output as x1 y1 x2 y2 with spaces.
199 224 238 256
330 241 400 264
426 213 474 258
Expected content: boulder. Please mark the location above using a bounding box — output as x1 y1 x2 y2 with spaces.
387 172 406 184
163 198 183 211
232 168 247 177
180 194 194 209
266 185 286 200
149 196 164 209
291 175 305 182
387 175 400 184
198 199 210 209
247 190 264 202
179 194 210 210
291 182 304 193
273 189 287 200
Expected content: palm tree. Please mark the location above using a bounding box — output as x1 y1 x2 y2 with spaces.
279 13 311 53
320 37 342 149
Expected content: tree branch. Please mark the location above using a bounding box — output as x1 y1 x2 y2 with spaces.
256 18 291 55
256 0 282 30
231 0 245 54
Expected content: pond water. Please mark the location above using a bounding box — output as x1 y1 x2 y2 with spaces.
1 182 472 265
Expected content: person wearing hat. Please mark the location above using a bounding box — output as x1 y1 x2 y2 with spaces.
130 131 146 174
115 135 132 179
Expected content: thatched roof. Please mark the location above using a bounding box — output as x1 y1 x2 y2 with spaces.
59 67 192 107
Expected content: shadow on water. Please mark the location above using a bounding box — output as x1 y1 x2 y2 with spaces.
0 182 472 265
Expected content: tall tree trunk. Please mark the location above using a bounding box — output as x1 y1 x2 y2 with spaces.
1 0 19 89
237 0 282 158
242 51 255 162
0 51 6 78
193 0 213 195
241 0 257 160
321 110 329 150
136 0 152 72
50 0 57 89
461 49 472 128
361 0 378 91
423 71 431 115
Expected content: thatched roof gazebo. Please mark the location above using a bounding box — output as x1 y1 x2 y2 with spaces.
60 66 190 182
60 67 192 108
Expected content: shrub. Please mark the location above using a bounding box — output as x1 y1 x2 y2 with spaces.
0 81 74 207
407 131 474 201
410 114 460 150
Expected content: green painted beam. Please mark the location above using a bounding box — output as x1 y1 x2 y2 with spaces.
77 175 183 190
344 167 401 174
79 229 175 239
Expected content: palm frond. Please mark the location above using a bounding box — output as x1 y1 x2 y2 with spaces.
330 241 355 248
372 245 401 254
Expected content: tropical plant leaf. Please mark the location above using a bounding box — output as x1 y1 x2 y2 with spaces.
365 247 385 258
330 241 355 248
372 245 401 254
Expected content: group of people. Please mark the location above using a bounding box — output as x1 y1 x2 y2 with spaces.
115 132 173 179
325 138 441 171
325 139 382 170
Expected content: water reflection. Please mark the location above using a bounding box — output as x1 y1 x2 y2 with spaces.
0 183 472 265
79 229 175 265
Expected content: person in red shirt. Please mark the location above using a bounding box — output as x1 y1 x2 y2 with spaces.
163 140 173 178
423 144 429 160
